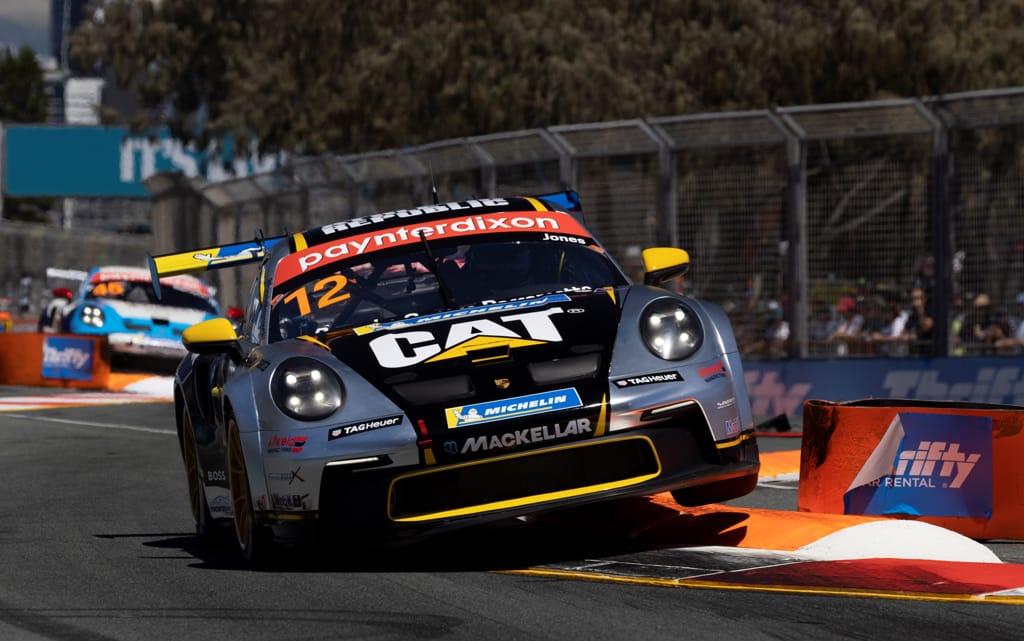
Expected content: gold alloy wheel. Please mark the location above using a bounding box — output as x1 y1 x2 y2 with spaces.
181 412 202 526
226 417 255 558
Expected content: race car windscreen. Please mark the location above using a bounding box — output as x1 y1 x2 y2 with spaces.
86 280 218 315
268 239 627 341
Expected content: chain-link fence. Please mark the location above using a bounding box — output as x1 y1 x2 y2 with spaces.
7 87 1024 359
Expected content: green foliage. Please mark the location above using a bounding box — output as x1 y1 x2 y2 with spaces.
0 46 47 123
68 0 1024 155
0 45 51 221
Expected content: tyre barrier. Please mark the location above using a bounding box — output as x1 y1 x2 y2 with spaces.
0 332 112 390
798 398 1024 540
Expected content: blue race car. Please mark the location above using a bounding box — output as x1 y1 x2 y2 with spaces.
61 265 223 363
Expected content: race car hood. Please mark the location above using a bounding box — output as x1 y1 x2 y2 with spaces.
325 290 622 464
96 299 211 328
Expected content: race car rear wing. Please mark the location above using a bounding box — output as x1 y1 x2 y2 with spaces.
147 234 287 299
146 189 582 299
535 189 581 213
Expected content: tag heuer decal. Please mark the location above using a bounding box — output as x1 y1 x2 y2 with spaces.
612 371 682 388
328 415 403 440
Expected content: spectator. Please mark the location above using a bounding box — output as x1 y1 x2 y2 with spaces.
826 296 866 356
995 292 1024 353
808 300 837 356
901 286 934 356
867 295 910 356
952 291 969 356
38 287 74 333
962 292 1011 354
742 300 790 360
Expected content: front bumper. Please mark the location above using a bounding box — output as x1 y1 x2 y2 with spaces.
107 333 187 359
267 418 759 541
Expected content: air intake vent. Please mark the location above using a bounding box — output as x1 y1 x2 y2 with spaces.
389 436 658 520
393 375 474 404
528 353 600 385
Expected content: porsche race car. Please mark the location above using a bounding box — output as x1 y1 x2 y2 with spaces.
153 190 760 562
58 265 225 367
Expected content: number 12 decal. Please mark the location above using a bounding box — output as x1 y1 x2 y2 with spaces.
282 274 351 315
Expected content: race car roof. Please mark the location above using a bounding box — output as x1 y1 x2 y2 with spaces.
295 193 581 249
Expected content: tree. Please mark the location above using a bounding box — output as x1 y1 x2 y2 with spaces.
0 46 47 123
69 0 1024 156
0 45 51 222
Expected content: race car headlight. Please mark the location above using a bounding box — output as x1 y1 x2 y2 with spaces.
271 357 344 421
640 299 703 360
81 305 105 328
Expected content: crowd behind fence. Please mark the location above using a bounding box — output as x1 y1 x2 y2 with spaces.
5 87 1024 360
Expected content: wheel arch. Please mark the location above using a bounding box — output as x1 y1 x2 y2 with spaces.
174 384 186 454
222 395 270 515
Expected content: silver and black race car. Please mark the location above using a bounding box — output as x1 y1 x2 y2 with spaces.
152 190 760 562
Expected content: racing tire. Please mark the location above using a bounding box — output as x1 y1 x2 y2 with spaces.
227 416 272 565
180 411 215 539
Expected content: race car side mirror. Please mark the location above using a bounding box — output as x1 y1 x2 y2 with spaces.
182 317 244 362
641 247 690 287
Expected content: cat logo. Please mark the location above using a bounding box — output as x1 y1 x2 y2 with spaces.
494 378 511 389
369 308 564 368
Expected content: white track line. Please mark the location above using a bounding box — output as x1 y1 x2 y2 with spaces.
0 393 170 412
3 412 175 435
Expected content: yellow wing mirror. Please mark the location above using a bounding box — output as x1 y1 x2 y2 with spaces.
642 247 690 288
182 317 243 361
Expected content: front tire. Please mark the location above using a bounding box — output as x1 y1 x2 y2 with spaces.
227 416 271 564
181 410 214 539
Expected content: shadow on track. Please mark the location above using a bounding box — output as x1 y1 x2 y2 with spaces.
122 496 758 573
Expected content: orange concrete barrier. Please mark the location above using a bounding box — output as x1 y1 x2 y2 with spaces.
798 398 1024 540
0 333 110 389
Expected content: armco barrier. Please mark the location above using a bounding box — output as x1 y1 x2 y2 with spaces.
798 398 1024 540
0 333 110 389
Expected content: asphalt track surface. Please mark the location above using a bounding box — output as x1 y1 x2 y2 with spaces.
1 383 1023 641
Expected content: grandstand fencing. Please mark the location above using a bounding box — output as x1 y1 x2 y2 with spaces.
6 87 1024 359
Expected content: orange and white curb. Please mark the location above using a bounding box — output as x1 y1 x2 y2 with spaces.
0 374 173 412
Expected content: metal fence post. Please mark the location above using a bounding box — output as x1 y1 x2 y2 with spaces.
781 121 808 359
915 99 952 357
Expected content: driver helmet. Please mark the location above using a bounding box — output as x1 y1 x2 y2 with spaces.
467 242 532 290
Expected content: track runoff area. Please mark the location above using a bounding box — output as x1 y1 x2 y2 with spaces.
2 376 1023 604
